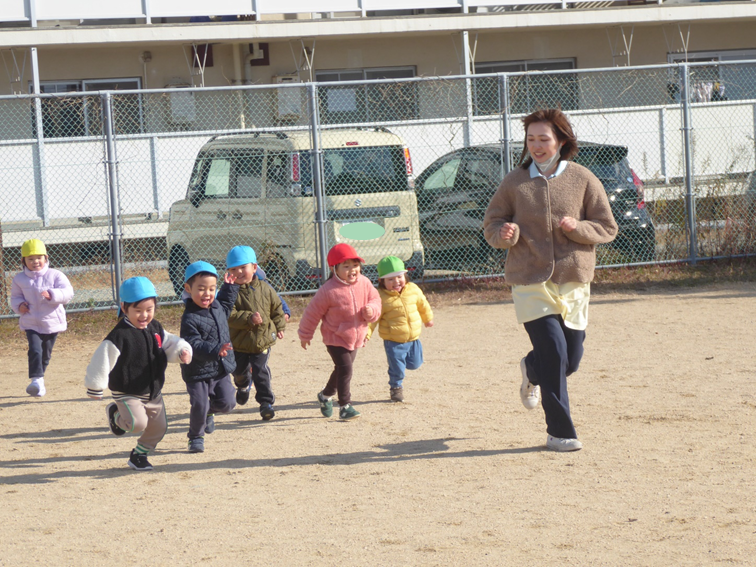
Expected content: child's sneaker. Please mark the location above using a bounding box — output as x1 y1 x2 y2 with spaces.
236 383 252 406
205 413 215 434
546 435 583 452
339 404 360 420
106 403 126 436
317 391 333 418
128 449 153 471
260 404 275 421
390 387 404 403
188 437 205 453
519 358 540 410
26 378 45 397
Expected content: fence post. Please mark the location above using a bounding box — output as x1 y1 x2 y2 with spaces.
30 48 50 227
659 107 668 184
149 136 161 218
462 31 473 147
0 218 8 315
500 73 512 178
101 92 125 304
307 83 329 285
680 63 698 265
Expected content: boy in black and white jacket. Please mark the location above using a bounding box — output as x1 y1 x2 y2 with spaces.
85 277 192 471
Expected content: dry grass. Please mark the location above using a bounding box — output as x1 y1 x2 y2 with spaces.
2 257 756 349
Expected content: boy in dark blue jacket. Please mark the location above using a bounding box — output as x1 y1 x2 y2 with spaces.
180 261 239 453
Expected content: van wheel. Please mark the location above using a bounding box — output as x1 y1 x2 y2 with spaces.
169 247 190 296
263 256 290 292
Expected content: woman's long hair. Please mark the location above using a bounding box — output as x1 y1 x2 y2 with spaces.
518 108 579 169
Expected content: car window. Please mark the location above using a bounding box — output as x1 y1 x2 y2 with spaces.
204 159 231 197
459 156 500 190
233 152 264 199
301 146 408 195
266 152 290 198
422 158 462 190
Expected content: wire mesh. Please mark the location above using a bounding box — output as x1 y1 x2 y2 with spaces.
2 60 756 315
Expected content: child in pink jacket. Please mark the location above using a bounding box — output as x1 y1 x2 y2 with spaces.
11 239 74 397
298 243 381 421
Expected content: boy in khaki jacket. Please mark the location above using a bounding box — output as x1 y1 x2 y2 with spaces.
225 246 286 421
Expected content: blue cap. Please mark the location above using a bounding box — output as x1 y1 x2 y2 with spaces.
184 261 218 283
226 246 257 269
120 277 157 303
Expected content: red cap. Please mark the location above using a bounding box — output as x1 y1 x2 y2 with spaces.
327 243 365 267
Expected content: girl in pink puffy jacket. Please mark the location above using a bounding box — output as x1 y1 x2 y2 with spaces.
10 239 74 397
298 243 381 421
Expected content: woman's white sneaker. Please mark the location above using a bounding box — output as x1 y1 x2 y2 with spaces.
519 358 540 410
26 378 45 397
547 435 583 452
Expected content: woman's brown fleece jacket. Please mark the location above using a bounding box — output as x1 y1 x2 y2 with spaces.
483 162 618 285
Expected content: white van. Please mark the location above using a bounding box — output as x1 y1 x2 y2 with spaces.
166 128 424 292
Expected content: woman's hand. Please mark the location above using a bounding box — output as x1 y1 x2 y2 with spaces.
499 223 517 240
559 216 578 232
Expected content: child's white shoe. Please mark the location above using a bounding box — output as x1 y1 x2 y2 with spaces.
26 378 46 397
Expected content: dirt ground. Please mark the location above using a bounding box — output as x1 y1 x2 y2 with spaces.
1 282 755 566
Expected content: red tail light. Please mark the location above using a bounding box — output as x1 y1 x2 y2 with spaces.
404 147 413 176
630 169 645 209
291 153 300 182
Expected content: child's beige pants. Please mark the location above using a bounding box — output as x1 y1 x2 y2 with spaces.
114 394 167 451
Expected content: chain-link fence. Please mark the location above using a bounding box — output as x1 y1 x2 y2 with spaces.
2 60 756 314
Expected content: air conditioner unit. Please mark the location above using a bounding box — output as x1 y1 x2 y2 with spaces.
272 74 302 120
164 83 196 124
273 74 300 84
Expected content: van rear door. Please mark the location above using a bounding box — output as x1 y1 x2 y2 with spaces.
316 145 419 268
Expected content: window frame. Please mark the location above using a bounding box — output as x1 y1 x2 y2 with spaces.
315 66 417 124
667 49 756 103
473 58 577 115
30 77 143 138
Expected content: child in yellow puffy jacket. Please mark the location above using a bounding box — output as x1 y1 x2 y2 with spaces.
366 256 433 402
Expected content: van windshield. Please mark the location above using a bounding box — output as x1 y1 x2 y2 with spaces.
300 146 409 195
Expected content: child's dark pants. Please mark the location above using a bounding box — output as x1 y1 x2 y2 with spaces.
233 350 274 406
324 345 357 406
523 314 585 440
26 330 58 378
185 374 236 438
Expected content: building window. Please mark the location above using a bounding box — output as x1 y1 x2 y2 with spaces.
31 78 143 138
668 50 756 102
473 59 577 115
316 67 417 124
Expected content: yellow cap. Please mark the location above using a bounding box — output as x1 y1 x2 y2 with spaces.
21 239 47 257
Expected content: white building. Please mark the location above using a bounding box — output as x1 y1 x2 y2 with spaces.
1 1 755 97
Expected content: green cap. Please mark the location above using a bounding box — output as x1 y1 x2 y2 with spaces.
377 256 407 278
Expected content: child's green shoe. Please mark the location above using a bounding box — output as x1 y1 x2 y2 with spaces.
339 404 360 420
317 391 333 418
